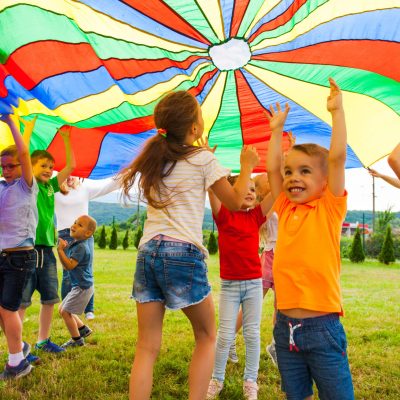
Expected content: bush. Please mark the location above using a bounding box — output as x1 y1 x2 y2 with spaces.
134 226 143 249
109 225 118 250
98 225 107 249
207 231 218 255
340 236 352 258
349 227 365 263
122 229 130 250
378 225 395 265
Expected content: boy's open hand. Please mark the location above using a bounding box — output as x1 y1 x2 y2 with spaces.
57 238 68 251
240 145 259 170
197 136 217 153
57 125 72 138
327 77 343 113
265 102 290 132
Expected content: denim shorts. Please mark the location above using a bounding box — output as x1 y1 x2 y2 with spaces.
132 238 210 310
274 312 354 400
0 249 37 311
21 246 60 307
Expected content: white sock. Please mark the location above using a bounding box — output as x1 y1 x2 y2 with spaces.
8 351 24 367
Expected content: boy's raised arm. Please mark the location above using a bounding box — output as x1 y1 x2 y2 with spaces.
266 103 290 201
56 125 76 185
1 114 35 187
327 78 347 197
388 143 400 180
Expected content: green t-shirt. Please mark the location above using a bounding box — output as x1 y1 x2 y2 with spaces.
36 176 60 246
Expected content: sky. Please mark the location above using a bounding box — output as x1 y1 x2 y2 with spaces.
95 156 400 213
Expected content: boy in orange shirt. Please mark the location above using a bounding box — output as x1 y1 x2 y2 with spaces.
266 78 354 400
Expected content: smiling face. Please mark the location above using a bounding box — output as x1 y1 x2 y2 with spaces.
283 150 328 204
32 157 54 183
1 154 22 183
241 180 257 209
70 216 93 241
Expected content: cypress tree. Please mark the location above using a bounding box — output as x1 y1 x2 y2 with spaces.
134 226 143 249
349 227 365 263
207 231 218 255
378 225 395 265
122 229 130 250
109 224 118 250
98 225 107 249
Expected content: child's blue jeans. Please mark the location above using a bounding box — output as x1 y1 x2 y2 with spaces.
212 278 263 383
274 311 354 400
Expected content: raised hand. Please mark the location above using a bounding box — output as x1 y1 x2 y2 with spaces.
327 77 343 113
265 102 290 132
57 125 73 138
197 135 217 153
57 238 68 251
240 145 259 170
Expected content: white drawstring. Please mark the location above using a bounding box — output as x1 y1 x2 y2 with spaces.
289 321 302 352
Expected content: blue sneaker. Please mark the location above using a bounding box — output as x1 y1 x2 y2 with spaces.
22 341 31 358
26 353 41 365
35 338 65 353
0 359 32 380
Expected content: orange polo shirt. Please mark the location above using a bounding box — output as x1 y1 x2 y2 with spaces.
273 188 347 314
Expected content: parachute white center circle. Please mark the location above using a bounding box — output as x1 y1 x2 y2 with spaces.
209 38 251 71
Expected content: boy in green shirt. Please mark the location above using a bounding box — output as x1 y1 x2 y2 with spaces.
19 126 75 353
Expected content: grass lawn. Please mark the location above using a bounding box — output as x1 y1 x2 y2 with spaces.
1 250 399 399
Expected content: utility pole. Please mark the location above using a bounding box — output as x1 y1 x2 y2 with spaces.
372 175 376 232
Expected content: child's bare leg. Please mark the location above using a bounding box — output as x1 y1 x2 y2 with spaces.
129 301 165 400
182 294 216 400
72 314 84 329
59 307 79 337
38 303 55 341
18 307 26 321
0 307 23 353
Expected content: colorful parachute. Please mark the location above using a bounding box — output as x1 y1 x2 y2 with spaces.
1 1 399 178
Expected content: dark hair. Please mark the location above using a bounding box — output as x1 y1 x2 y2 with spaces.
291 143 329 174
1 145 18 159
31 150 55 165
227 175 239 186
119 91 203 208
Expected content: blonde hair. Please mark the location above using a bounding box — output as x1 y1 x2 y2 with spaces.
291 143 329 175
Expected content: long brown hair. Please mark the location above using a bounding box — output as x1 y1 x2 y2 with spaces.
119 91 203 208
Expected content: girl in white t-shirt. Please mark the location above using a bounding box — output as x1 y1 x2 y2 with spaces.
119 90 260 400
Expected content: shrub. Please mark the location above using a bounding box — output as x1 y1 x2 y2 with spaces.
98 225 107 249
109 225 118 250
122 229 130 250
207 231 218 255
378 225 395 265
349 227 365 263
134 226 143 249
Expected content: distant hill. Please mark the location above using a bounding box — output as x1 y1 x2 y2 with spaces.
89 201 215 229
89 201 399 230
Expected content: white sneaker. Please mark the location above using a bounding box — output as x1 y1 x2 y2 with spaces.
85 312 95 320
243 380 258 400
206 379 223 399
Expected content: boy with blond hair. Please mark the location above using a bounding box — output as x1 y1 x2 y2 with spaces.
19 125 75 353
57 215 96 348
0 115 38 379
266 78 354 400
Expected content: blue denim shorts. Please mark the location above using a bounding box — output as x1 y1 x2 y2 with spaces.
21 246 60 307
0 249 37 311
132 238 210 310
274 312 354 400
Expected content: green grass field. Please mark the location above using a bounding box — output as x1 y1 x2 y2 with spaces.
1 250 399 399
